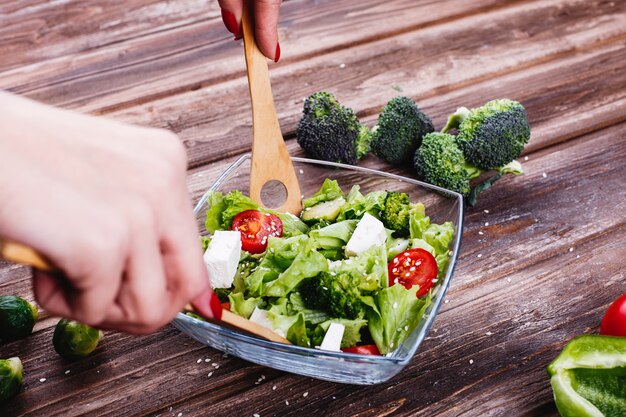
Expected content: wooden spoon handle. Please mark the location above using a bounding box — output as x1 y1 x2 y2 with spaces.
0 239 54 272
242 2 302 215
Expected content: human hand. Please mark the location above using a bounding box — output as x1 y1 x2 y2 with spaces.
219 0 282 62
0 92 220 334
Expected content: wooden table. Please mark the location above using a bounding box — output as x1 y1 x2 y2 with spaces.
1 0 624 415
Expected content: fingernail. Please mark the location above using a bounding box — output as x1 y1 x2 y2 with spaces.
209 291 223 321
221 9 240 36
234 34 243 41
274 42 281 63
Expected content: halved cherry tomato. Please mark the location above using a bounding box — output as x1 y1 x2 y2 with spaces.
221 302 231 311
600 294 626 337
231 210 283 254
342 345 381 355
388 248 438 298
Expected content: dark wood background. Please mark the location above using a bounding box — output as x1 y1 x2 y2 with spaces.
1 0 625 415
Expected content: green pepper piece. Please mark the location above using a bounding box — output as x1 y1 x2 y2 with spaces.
547 335 626 417
0 357 23 404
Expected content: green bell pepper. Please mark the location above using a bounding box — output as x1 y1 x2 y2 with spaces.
547 335 626 417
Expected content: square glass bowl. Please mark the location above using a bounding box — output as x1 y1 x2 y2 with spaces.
172 155 464 385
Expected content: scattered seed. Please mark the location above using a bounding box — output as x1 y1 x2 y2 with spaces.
484 209 489 214
486 332 493 336
477 254 482 258
272 385 277 391
542 172 547 178
65 370 70 375
303 392 309 397
484 222 489 227
524 156 529 161
285 400 290 405
196 359 202 364
444 299 450 304
469 359 474 365
478 231 484 235
208 372 213 377
40 378 47 383
569 247 574 252
339 63 346 68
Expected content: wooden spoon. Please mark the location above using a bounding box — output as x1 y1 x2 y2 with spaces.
0 238 291 344
241 2 302 215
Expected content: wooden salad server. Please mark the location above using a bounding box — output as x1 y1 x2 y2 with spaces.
241 1 302 215
0 238 291 344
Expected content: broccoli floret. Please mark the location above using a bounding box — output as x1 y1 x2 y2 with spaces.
370 97 434 164
443 99 530 170
296 92 372 165
380 192 413 237
414 132 481 197
299 272 365 319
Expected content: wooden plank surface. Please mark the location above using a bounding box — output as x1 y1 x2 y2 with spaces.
1 0 625 415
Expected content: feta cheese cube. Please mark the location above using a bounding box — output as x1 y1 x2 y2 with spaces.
204 230 241 288
320 323 345 352
345 213 387 256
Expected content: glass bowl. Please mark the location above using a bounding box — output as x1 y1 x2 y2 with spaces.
172 154 464 385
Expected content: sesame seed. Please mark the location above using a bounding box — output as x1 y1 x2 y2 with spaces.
196 359 202 364
409 266 416 271
299 169 304 174
486 332 493 336
40 378 47 383
507 278 512 283
484 222 489 227
213 364 220 369
285 400 290 405
272 385 277 391
484 209 489 213
303 392 309 397
178 413 183 417
477 254 482 258
542 172 547 178
569 247 574 252
65 370 70 375
478 231 484 235
208 372 213 377
392 268 398 273
393 302 398 309
444 299 450 304
254 414 260 417
404 325 409 331
576 255 580 259
524 156 529 161
339 63 346 68
469 359 474 365
405 272 411 277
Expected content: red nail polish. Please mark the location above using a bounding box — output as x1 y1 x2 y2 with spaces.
209 292 223 321
221 9 240 36
274 42 281 63
234 34 243 41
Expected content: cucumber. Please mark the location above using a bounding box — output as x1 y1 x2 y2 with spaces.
301 197 346 223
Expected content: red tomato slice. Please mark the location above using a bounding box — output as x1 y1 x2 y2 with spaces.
231 210 283 254
342 345 381 355
600 294 626 337
388 248 438 298
221 302 231 311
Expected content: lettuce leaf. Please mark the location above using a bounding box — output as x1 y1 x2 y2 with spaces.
329 244 388 291
228 293 259 319
312 318 368 349
303 179 345 208
264 248 329 298
309 220 358 259
337 186 387 221
366 285 432 354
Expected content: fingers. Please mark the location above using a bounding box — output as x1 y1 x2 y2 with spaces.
218 0 282 62
253 0 282 62
218 0 243 39
32 270 72 318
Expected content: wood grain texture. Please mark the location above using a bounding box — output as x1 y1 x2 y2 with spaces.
1 0 625 415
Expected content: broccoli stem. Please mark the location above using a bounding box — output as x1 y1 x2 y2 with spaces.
441 107 471 133
467 172 503 207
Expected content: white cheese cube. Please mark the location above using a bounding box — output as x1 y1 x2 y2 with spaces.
204 230 241 288
320 322 345 352
345 213 387 256
249 307 285 337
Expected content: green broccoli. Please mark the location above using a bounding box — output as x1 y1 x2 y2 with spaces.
442 99 530 169
299 272 366 320
296 92 372 165
380 192 411 236
414 132 523 205
370 97 434 164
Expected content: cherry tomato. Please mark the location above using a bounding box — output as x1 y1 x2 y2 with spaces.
388 248 438 298
600 294 626 337
231 210 283 254
221 302 231 311
342 345 381 355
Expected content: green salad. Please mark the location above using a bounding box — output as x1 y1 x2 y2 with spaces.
200 179 455 355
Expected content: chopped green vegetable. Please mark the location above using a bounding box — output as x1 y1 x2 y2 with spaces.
53 319 103 360
0 357 22 404
301 198 346 223
371 97 435 164
548 335 626 417
0 295 38 343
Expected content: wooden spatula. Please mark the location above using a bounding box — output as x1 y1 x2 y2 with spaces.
0 238 291 344
241 2 302 215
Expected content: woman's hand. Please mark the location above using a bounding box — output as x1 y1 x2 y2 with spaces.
218 0 282 62
0 92 219 334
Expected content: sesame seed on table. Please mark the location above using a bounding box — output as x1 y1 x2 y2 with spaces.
1 0 625 416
